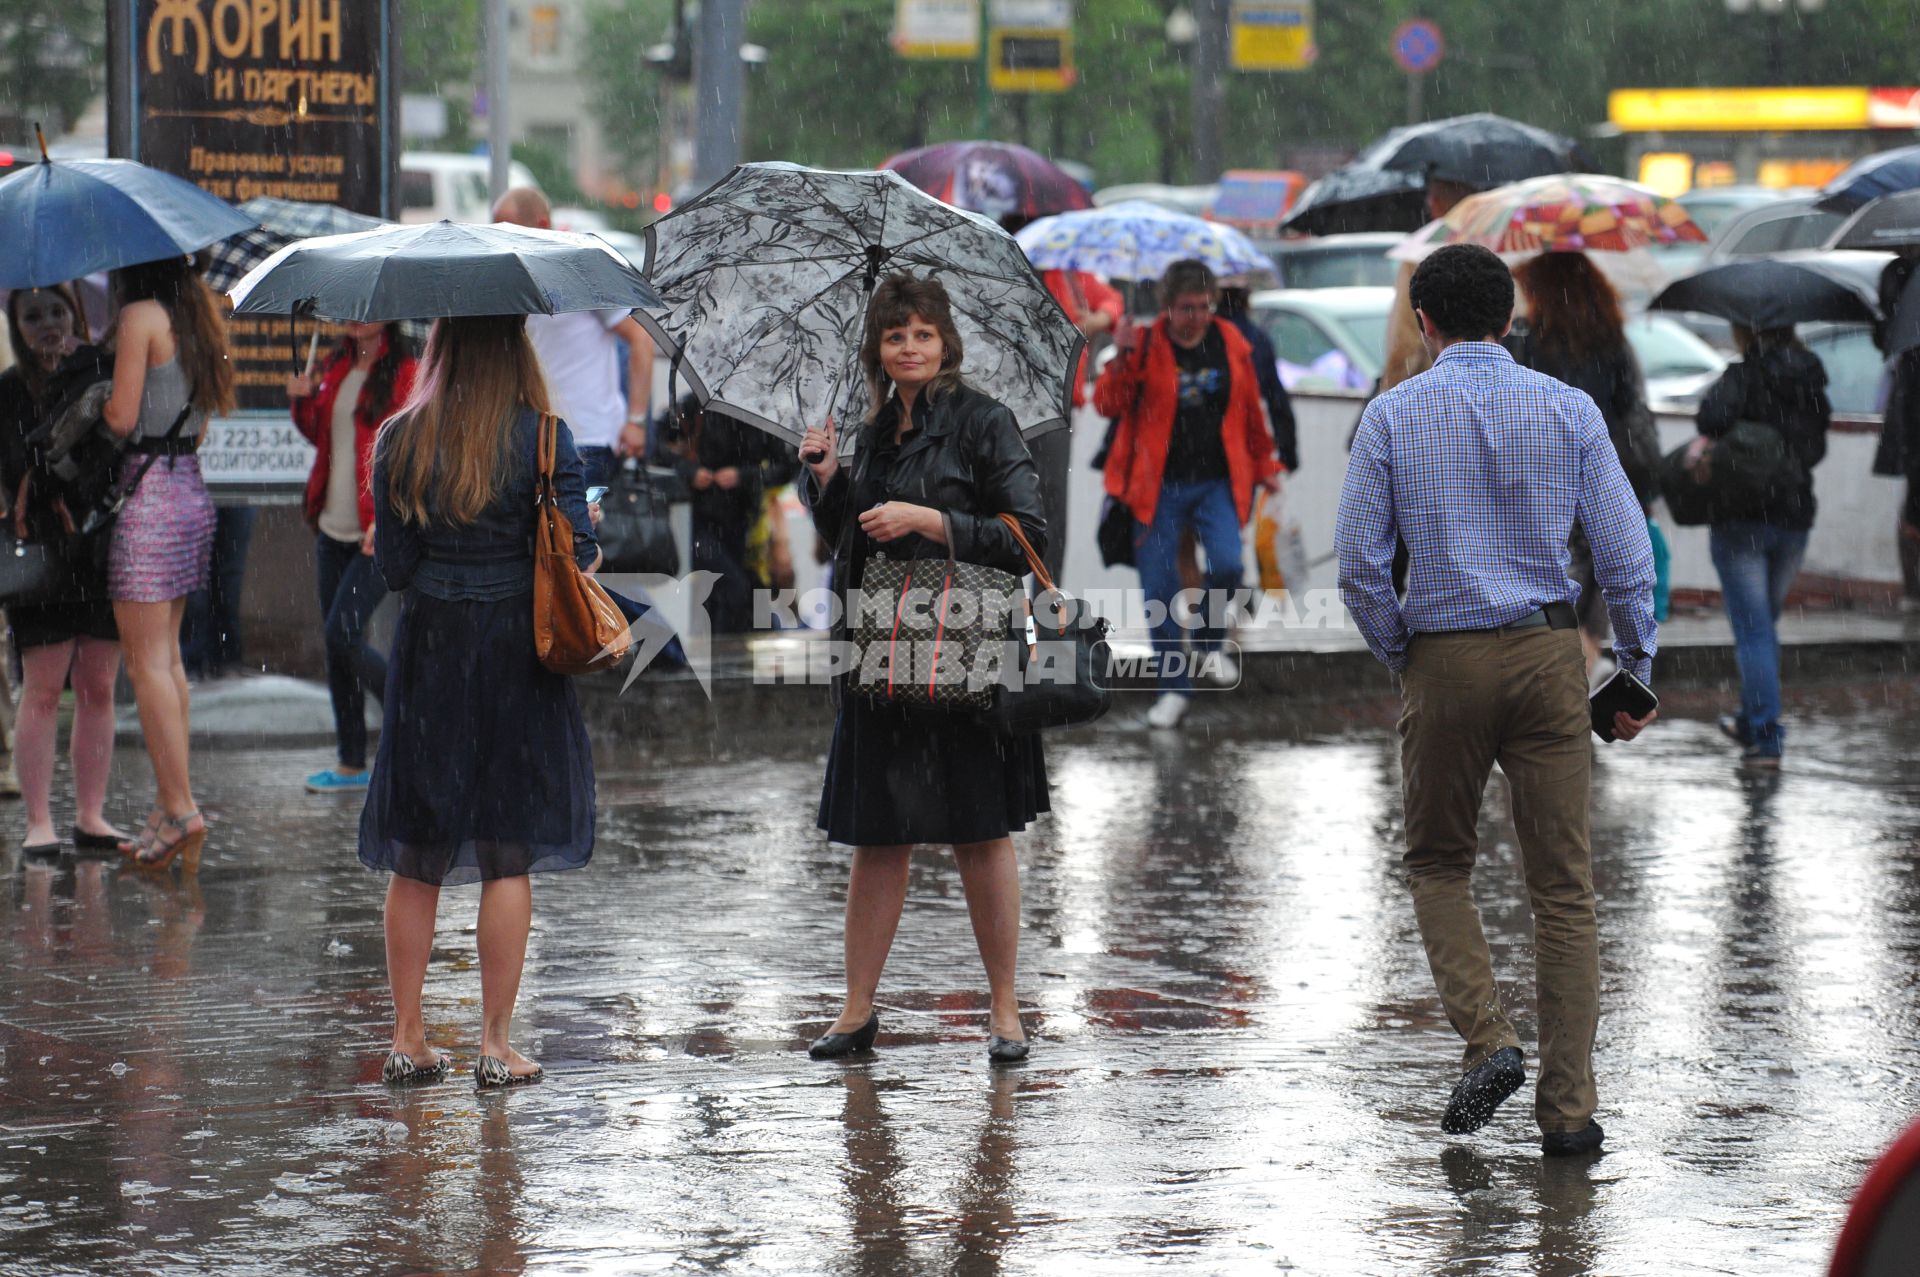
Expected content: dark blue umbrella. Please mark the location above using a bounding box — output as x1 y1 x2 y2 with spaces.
0 145 256 289
227 219 661 323
1817 145 1920 214
1648 259 1880 331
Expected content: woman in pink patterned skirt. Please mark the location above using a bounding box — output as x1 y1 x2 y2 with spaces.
101 257 232 872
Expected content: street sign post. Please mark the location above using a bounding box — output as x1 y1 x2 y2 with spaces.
1391 18 1443 124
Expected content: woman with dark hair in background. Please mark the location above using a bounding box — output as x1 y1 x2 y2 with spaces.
1688 324 1830 767
362 314 599 1087
800 273 1046 1065
102 256 234 871
1508 252 1660 675
0 285 125 857
286 321 418 792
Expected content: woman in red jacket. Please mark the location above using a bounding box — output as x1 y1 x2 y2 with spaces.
1094 259 1281 730
287 322 417 792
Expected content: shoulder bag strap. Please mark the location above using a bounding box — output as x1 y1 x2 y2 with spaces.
108 401 198 509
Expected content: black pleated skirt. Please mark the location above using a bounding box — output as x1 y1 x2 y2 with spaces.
358 591 595 886
819 693 1049 847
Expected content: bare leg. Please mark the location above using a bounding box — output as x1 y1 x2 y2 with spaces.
385 873 444 1063
953 838 1025 1041
15 642 74 846
114 600 196 818
831 845 911 1033
477 874 538 1075
69 638 123 836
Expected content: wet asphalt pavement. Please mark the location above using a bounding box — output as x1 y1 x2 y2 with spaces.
2 685 1918 1275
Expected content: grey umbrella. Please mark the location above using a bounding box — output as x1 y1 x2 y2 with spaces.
636 161 1084 448
227 219 660 322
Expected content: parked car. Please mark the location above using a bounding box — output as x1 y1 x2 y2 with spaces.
1250 233 1402 291
1704 196 1846 263
398 152 541 224
1650 187 1819 280
1248 286 1728 407
550 205 646 267
1250 287 1391 392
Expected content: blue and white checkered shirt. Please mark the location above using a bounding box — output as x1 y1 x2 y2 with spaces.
1335 341 1658 681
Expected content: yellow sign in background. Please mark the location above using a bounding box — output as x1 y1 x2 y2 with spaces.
1231 0 1314 72
1609 87 1872 132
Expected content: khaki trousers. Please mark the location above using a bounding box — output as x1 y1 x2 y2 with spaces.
1397 626 1597 1134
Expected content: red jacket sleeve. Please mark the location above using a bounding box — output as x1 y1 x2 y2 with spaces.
289 358 339 444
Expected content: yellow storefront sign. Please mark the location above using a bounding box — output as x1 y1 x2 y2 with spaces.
1231 1 1314 72
1609 87 1873 132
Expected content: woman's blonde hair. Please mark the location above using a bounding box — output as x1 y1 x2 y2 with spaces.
859 273 965 421
377 315 550 526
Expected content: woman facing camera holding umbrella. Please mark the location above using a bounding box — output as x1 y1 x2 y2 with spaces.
229 219 657 1086
799 274 1048 1065
637 163 1085 1064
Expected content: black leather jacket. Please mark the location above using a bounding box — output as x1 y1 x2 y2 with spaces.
803 381 1047 585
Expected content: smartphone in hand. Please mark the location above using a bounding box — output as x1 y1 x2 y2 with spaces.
585 485 609 505
1589 668 1658 742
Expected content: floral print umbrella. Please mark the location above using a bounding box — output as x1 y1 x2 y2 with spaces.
1014 201 1276 283
1398 174 1706 256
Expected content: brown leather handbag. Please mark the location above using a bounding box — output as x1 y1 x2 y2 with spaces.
532 412 632 675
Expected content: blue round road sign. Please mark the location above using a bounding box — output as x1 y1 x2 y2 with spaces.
1392 19 1444 75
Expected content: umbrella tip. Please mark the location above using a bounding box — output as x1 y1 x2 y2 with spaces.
33 121 47 162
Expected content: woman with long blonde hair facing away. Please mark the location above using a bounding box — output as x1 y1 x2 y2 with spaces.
360 315 601 1087
102 257 233 872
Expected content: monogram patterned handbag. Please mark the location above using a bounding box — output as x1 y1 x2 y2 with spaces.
848 512 1027 714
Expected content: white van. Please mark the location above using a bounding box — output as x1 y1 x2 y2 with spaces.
398 152 541 224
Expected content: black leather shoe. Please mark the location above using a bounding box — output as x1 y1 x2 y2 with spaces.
1541 1120 1605 1157
986 1032 1029 1065
808 1012 879 1060
1441 1046 1525 1134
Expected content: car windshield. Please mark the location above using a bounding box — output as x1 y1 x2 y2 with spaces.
1624 316 1726 379
1801 325 1884 416
1320 303 1390 369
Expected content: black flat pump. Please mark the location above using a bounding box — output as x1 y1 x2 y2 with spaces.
808 1012 880 1060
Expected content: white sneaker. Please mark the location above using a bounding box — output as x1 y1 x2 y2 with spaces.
1145 693 1190 729
1202 651 1240 687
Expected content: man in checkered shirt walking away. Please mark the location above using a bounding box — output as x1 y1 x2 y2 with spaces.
1334 244 1659 1159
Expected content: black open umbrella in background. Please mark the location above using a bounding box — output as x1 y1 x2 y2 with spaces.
1829 190 1920 252
1279 168 1428 236
1648 259 1881 332
1279 113 1595 236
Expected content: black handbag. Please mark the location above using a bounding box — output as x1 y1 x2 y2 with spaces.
980 513 1112 734
1657 421 1803 527
596 458 680 574
0 529 75 607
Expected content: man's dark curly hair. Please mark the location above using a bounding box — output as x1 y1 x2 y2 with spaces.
1408 244 1514 343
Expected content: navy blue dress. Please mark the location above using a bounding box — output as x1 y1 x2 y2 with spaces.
358 408 600 887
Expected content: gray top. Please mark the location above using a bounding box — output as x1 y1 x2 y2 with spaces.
134 356 203 439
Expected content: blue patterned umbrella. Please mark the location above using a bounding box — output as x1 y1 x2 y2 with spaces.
1013 201 1275 283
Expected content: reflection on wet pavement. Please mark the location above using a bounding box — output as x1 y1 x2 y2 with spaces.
2 691 1917 1274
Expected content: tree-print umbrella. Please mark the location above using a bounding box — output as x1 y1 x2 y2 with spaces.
636 162 1084 448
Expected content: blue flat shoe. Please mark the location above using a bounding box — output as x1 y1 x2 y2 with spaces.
306 768 371 794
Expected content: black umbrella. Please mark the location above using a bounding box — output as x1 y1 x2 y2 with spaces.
1829 190 1920 252
1648 259 1880 331
1361 113 1597 189
1278 168 1429 236
227 219 660 323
